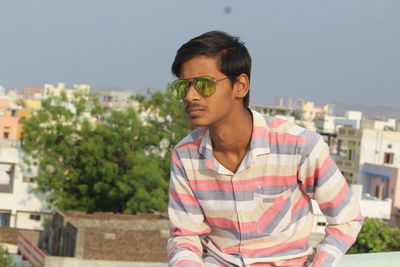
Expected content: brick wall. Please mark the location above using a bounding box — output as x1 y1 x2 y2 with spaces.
83 228 168 262
0 227 40 244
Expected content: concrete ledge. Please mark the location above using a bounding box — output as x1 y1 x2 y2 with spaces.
340 251 400 266
123 252 400 267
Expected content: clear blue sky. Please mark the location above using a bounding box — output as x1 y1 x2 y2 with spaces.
0 0 399 107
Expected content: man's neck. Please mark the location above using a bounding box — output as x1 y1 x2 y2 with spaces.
209 107 253 156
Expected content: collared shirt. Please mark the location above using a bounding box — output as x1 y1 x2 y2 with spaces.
168 109 363 267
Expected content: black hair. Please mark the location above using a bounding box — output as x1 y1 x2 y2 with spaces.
171 31 252 107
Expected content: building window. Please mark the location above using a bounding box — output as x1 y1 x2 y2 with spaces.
384 152 394 164
23 176 35 183
29 214 41 221
3 132 9 139
347 150 354 161
0 211 11 226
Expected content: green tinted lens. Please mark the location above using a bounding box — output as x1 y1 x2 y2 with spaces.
171 79 190 99
194 77 216 96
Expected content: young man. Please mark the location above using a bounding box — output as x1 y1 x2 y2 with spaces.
167 31 363 267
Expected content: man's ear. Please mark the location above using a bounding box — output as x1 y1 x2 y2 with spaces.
233 73 250 99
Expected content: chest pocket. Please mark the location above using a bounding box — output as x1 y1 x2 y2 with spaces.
252 189 292 234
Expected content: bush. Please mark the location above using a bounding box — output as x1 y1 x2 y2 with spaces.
0 244 16 267
348 218 400 254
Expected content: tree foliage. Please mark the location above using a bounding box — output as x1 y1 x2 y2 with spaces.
0 244 16 267
347 218 400 254
22 88 192 214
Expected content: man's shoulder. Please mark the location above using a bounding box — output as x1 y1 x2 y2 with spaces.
258 113 312 138
252 110 321 146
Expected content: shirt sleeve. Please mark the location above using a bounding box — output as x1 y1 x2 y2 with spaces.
168 149 211 267
297 133 364 267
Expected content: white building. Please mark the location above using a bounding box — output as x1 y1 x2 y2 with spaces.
315 110 362 134
97 90 138 110
43 83 91 100
361 118 397 131
0 140 51 230
312 184 391 234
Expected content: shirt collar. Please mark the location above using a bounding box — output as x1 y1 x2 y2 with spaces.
198 108 270 173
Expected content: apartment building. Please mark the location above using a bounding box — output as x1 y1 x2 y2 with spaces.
97 90 138 110
0 143 51 230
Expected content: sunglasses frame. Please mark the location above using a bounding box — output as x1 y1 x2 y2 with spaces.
170 76 234 100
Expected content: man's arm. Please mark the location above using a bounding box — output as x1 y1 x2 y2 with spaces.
168 149 211 267
298 133 364 267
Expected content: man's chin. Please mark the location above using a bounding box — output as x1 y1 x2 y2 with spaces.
188 117 208 127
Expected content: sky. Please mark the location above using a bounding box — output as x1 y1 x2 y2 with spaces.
0 0 399 107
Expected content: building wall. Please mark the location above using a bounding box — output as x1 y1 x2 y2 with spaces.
0 146 50 230
42 212 170 263
22 99 42 111
370 176 387 198
392 169 400 209
23 87 43 100
0 110 19 140
97 91 134 110
359 198 392 219
16 109 31 140
0 99 9 111
359 129 400 167
82 228 167 262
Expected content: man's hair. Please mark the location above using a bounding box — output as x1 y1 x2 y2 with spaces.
171 31 252 107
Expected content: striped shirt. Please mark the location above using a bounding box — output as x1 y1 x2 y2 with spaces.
168 109 364 267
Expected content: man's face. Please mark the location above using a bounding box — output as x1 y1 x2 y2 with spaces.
180 55 235 127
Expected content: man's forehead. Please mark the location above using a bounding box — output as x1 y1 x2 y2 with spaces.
180 56 221 79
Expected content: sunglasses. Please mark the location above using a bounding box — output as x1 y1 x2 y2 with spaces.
169 76 233 100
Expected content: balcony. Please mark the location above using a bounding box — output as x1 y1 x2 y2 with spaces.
337 127 361 140
336 158 356 171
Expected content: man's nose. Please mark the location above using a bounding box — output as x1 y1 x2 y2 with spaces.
184 83 201 102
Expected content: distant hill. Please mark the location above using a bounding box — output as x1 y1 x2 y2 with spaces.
333 102 400 120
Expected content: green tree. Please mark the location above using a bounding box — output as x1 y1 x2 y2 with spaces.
0 244 16 267
347 218 400 254
22 88 192 214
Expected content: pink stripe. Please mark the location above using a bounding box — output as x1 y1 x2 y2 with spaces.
292 194 310 214
207 196 288 234
176 259 203 267
189 179 233 191
169 189 200 206
171 153 183 168
256 197 288 232
176 138 202 150
269 132 306 145
318 183 349 210
223 236 308 256
189 175 297 191
312 251 329 267
301 156 332 188
249 256 308 266
205 159 215 169
268 118 287 128
252 126 268 138
325 227 355 246
280 256 309 267
169 242 202 257
206 216 242 232
206 216 257 234
355 213 365 221
170 226 210 236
